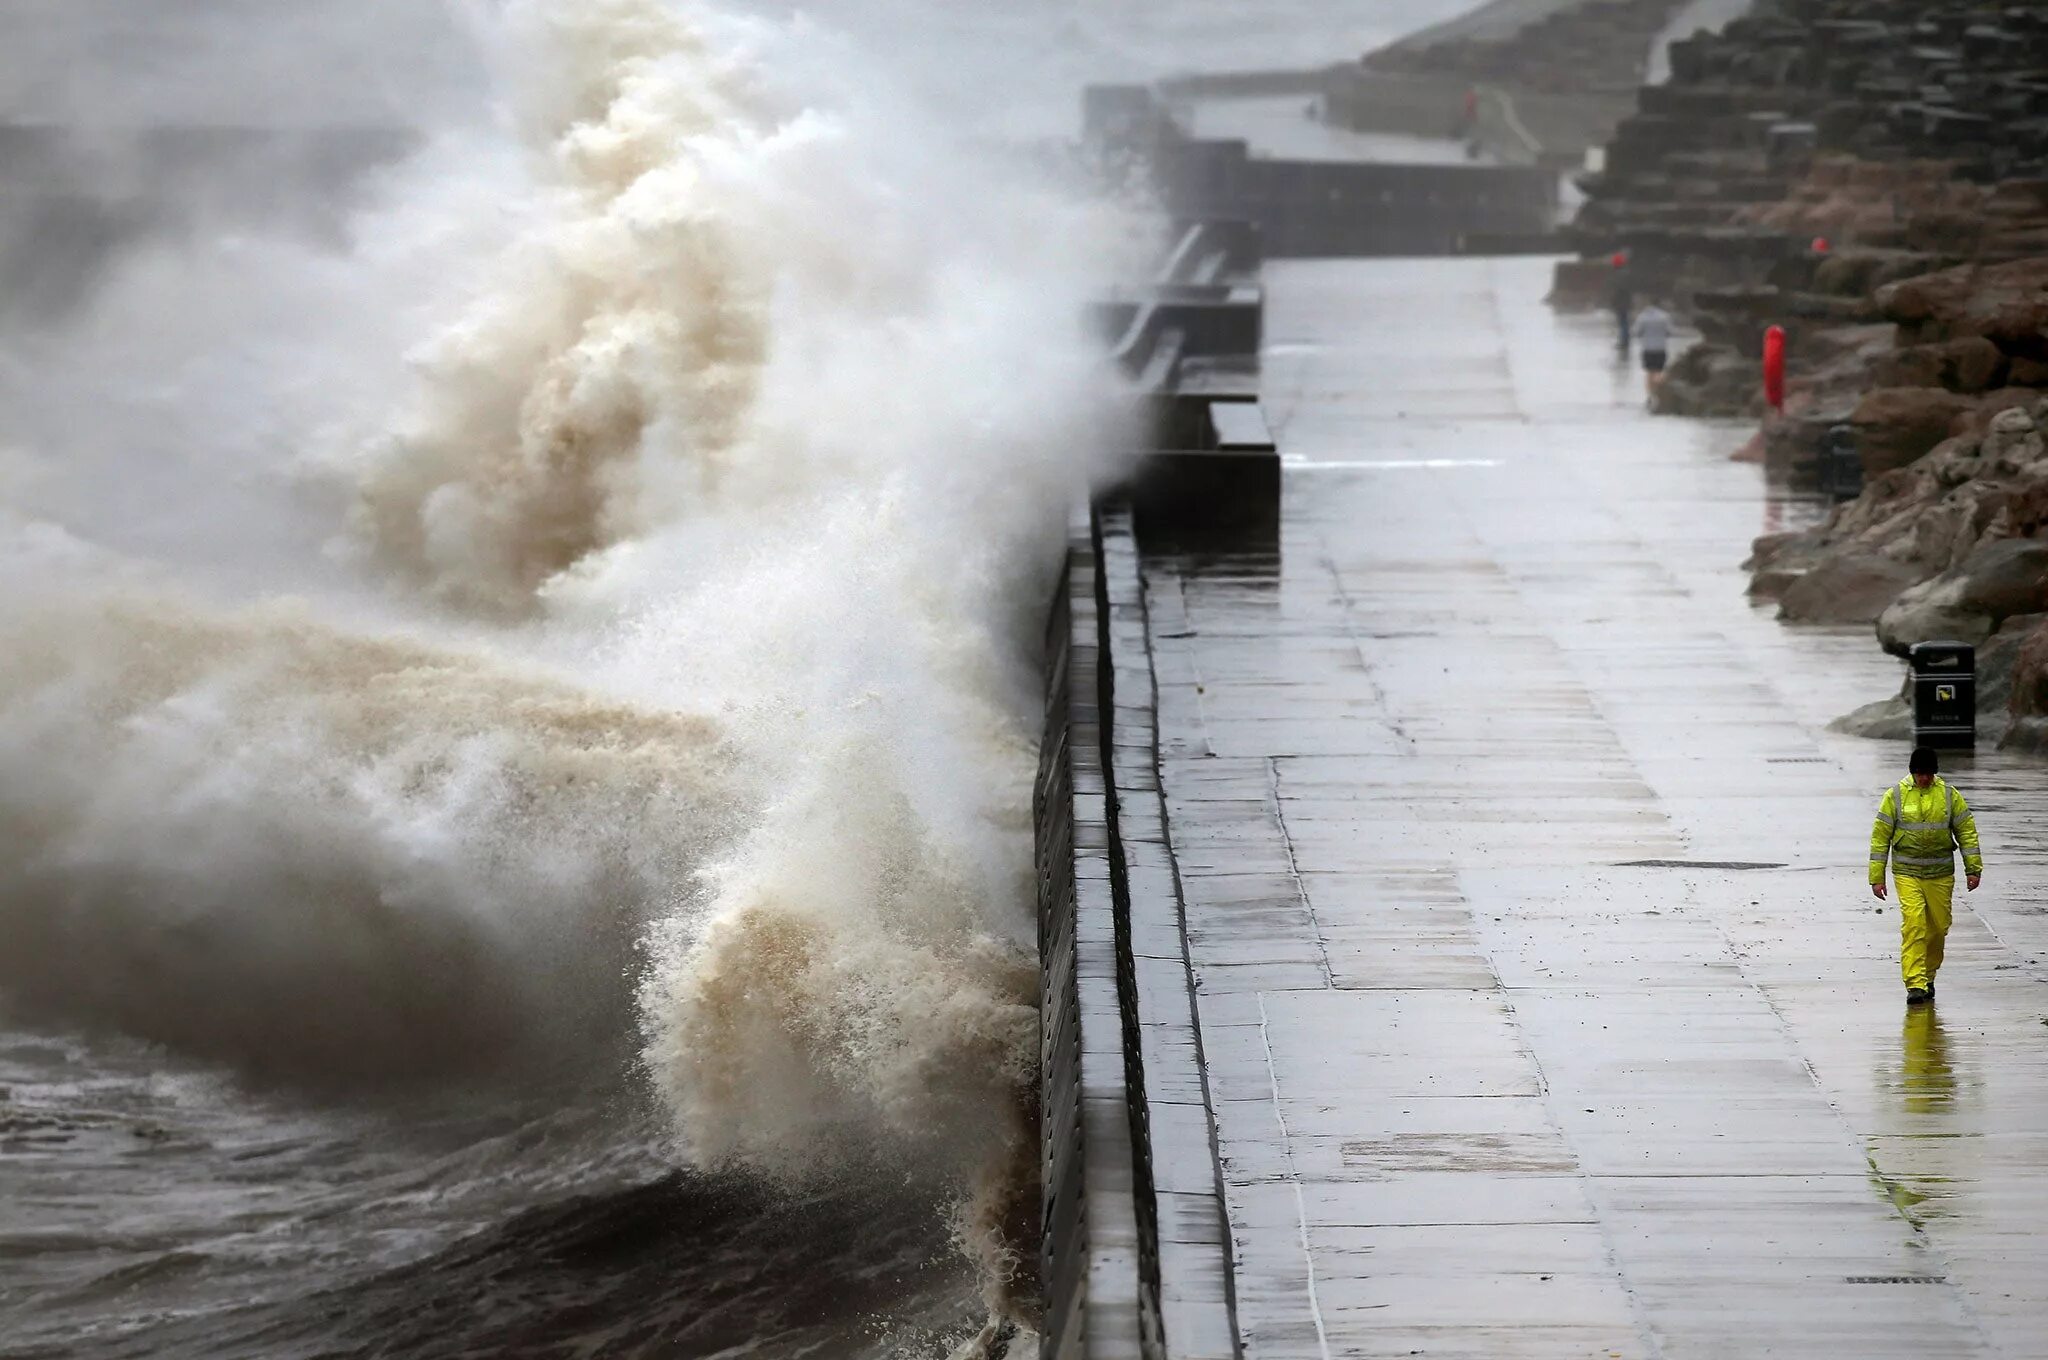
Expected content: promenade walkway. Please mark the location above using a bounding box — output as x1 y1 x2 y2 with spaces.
1145 257 2048 1359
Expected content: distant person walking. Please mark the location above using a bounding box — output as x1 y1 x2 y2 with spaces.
1634 302 1672 403
1870 746 1983 1005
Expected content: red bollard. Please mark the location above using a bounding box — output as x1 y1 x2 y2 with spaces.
1763 324 1786 412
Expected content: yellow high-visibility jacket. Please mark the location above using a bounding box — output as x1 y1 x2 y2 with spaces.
1870 777 1983 885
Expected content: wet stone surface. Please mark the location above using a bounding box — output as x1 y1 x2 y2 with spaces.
1143 257 2048 1360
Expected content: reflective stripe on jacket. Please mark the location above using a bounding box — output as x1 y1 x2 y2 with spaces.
1870 777 1983 884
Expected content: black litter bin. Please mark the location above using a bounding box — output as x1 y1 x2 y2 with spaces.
1910 640 1975 749
1820 423 1862 501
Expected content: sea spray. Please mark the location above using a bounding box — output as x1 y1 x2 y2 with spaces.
339 0 1140 1206
0 0 1142 1335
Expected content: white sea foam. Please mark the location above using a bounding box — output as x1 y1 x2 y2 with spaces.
0 0 1140 1218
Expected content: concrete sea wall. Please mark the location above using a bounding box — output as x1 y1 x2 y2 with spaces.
1035 507 1236 1360
1086 85 1561 258
1036 217 1277 1358
1155 137 1560 257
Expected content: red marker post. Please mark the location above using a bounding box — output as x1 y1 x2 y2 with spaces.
1763 324 1786 412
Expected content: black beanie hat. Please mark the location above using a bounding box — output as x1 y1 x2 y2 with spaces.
1910 746 1939 776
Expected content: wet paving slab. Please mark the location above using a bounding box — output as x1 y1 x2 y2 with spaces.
1143 257 2048 1359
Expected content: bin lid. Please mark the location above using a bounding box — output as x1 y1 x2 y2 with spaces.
1910 639 1975 668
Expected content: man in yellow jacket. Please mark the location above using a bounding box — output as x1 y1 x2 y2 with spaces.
1870 747 1983 1005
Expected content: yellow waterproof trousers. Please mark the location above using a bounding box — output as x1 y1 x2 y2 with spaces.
1897 874 1954 990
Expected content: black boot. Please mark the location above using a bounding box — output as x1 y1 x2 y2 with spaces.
1906 987 1932 1005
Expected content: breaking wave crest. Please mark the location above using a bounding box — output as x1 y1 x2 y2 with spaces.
0 0 1136 1292
0 574 731 1083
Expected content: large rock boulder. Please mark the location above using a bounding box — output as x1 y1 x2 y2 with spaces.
1777 552 1923 623
1830 688 1911 739
1869 336 2008 394
1982 179 2048 221
1980 611 2046 729
1901 210 1989 256
1656 341 1763 417
1876 258 2048 356
1786 323 1903 415
2003 616 2048 752
1875 575 1989 652
2011 356 2048 387
1875 536 2048 655
1747 529 1823 600
1849 386 1978 474
1832 609 2045 743
2001 466 2048 539
1949 535 2048 619
1810 249 1952 298
1763 408 2048 619
1963 388 2048 439
1761 409 1851 478
1980 405 2046 468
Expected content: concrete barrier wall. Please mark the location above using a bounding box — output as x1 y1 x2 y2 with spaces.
1036 509 1149 1359
1038 505 1238 1360
1155 68 1340 101
1154 139 1559 256
1085 83 1563 257
1046 214 1261 1358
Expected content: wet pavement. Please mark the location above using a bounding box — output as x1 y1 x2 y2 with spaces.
1144 257 2048 1359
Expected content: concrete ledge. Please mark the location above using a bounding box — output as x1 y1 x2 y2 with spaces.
1131 401 1281 549
1157 138 1561 256
1131 453 1280 549
1099 504 1240 1359
1038 503 1240 1359
1038 516 1122 1358
1044 211 1257 1360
